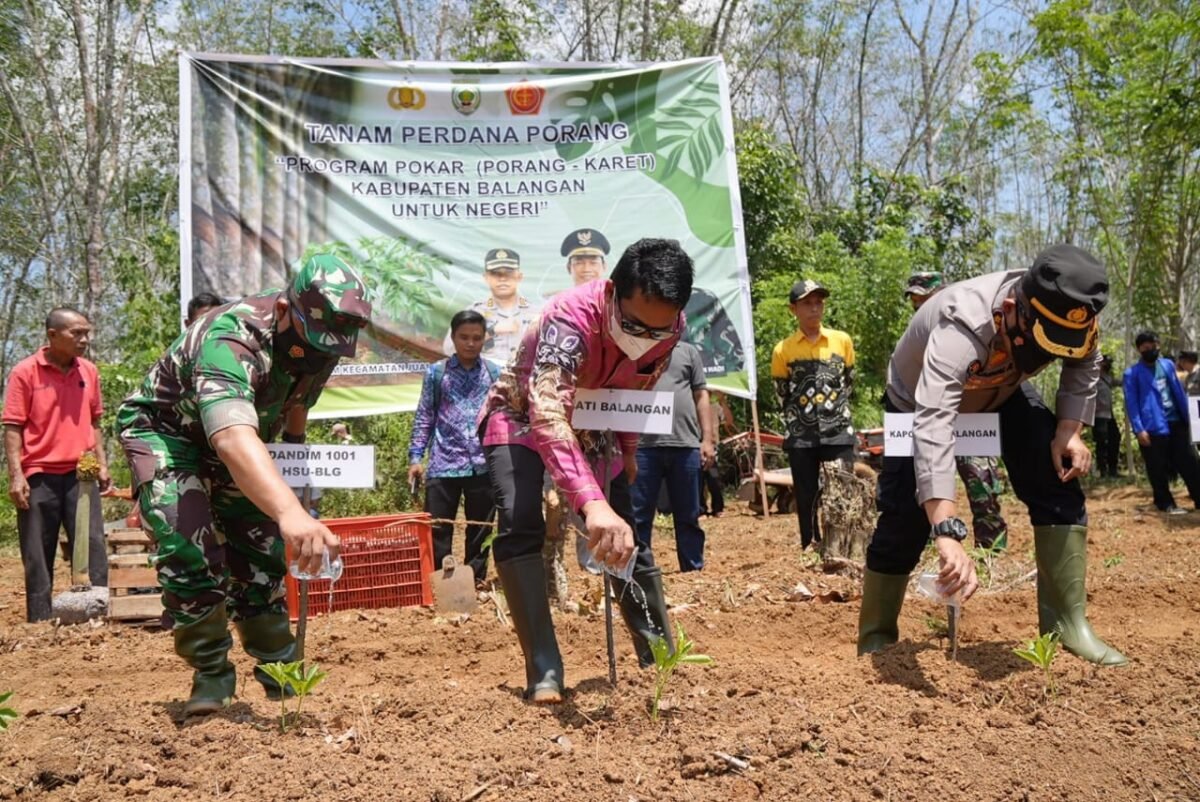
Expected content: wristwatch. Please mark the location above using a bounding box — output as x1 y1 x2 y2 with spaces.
930 517 969 543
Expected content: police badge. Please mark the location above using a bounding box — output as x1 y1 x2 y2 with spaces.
452 85 480 116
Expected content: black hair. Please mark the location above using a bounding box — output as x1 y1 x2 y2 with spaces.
45 307 86 330
1135 330 1158 348
187 292 224 323
610 238 694 307
450 309 486 334
1179 351 1198 363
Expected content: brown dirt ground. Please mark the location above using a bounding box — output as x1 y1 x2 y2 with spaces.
1 482 1199 802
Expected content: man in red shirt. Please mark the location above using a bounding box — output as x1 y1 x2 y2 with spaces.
3 308 111 622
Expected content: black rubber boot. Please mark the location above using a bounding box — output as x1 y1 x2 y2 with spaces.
495 553 565 703
857 569 909 656
174 606 237 716
234 612 298 700
612 566 674 668
1034 525 1128 666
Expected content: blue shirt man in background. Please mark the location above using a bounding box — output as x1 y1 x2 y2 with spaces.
1123 330 1200 513
409 310 501 582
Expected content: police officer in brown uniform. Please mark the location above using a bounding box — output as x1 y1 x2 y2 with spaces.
906 272 1010 551
859 245 1128 666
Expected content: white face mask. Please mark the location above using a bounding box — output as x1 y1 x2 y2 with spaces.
609 300 660 362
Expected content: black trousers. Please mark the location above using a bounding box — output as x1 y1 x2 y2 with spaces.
1092 417 1121 477
1138 420 1200 511
425 474 495 582
17 471 106 622
699 465 724 515
867 384 1087 575
484 443 656 571
786 444 855 548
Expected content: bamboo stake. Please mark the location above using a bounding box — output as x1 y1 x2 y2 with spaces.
749 398 770 519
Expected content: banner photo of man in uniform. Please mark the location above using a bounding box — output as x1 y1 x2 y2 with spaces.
180 55 755 417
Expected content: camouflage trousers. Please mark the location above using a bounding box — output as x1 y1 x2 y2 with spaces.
956 456 1008 549
121 431 287 629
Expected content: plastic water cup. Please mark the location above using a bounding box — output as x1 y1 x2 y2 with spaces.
289 548 343 582
915 571 960 609
577 536 637 582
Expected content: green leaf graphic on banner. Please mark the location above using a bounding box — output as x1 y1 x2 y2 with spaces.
553 64 733 247
303 238 448 330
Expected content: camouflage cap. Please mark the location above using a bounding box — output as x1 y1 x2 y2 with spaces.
287 254 372 357
905 272 943 297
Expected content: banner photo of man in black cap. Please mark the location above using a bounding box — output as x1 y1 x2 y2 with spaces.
443 248 539 367
858 244 1128 668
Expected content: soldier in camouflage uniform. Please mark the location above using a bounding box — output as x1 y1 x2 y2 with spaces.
907 272 1009 550
117 255 371 716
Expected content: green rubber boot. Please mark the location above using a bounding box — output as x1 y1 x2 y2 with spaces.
1034 525 1128 666
174 606 237 716
857 569 909 656
495 553 565 703
234 612 298 700
612 566 674 669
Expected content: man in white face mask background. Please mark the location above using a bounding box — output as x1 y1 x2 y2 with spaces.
770 279 857 551
477 238 693 704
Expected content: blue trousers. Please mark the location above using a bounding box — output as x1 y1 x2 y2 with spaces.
632 447 706 572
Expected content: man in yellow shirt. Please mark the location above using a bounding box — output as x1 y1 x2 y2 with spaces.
771 280 856 549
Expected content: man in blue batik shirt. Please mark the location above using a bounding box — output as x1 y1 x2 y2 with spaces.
409 310 501 582
1124 330 1200 514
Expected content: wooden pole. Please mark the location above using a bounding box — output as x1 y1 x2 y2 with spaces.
749 398 770 519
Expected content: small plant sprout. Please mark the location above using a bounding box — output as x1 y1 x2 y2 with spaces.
1103 554 1124 569
1012 632 1060 696
924 615 949 640
0 692 17 731
648 624 713 724
258 661 329 732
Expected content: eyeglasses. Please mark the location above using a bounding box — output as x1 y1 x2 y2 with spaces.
618 304 678 341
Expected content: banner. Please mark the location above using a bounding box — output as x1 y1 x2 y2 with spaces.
180 54 755 418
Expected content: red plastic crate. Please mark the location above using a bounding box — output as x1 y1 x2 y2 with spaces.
285 514 434 621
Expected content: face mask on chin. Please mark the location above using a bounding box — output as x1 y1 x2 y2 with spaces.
1006 322 1053 376
273 324 338 376
609 301 660 362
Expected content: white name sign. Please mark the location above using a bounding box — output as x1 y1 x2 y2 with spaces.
1189 397 1200 443
266 444 376 489
572 388 674 435
883 413 1001 457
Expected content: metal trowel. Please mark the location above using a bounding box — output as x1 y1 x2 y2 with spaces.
947 603 959 662
430 555 477 614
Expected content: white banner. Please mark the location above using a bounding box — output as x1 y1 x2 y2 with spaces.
1189 397 1200 443
266 444 377 488
572 389 674 434
883 413 1001 457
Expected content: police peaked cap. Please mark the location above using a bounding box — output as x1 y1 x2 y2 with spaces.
1019 244 1107 360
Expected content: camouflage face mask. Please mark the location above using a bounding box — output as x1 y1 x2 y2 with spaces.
274 310 340 376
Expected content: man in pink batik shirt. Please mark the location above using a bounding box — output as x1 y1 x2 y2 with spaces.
479 238 693 704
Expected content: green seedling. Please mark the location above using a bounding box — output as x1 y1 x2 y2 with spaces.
924 615 949 639
258 661 329 732
480 530 498 555
967 545 996 588
0 691 17 731
1012 632 1060 696
1103 554 1124 569
648 624 713 724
